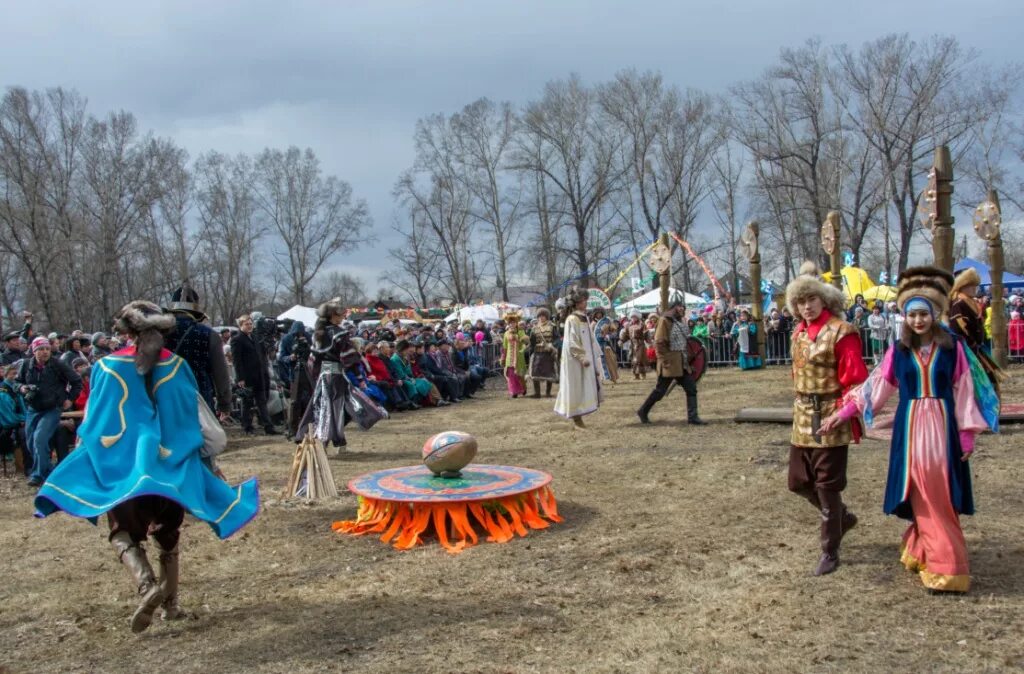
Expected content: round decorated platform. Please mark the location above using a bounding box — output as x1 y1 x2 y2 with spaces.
333 464 561 553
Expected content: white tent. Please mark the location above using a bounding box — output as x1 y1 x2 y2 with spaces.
614 288 705 314
277 304 318 327
443 303 526 324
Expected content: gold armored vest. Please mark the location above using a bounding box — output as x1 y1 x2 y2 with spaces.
790 317 856 448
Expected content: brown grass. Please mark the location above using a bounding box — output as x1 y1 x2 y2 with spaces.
1 366 1023 673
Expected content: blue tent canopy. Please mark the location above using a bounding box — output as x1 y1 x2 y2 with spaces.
954 257 1024 290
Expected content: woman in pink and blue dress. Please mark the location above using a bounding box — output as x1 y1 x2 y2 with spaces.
821 266 998 594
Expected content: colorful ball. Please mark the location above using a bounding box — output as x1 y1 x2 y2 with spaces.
422 431 478 476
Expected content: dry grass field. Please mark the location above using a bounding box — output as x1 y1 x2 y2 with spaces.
0 365 1022 673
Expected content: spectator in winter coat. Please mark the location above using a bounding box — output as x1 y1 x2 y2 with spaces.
230 315 279 435
90 332 112 360
1009 311 1024 359
867 305 888 364
0 363 26 473
16 337 82 487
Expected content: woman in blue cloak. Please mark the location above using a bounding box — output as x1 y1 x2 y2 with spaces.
34 301 259 633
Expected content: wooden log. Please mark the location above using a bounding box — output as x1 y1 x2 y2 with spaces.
734 408 792 424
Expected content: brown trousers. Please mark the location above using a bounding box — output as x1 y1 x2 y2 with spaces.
106 496 185 550
788 445 849 497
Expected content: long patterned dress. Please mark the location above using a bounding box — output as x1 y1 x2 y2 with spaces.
502 327 528 397
847 338 998 592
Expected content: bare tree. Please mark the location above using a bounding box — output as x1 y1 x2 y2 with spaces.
252 147 371 305
193 151 263 325
708 139 746 288
395 112 482 303
833 34 982 269
957 65 1024 213
451 98 523 301
518 75 624 286
732 39 844 267
315 270 368 307
384 214 438 307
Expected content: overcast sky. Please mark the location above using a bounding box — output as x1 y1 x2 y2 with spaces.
2 0 1021 297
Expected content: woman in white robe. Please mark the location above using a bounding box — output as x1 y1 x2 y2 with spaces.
554 288 605 428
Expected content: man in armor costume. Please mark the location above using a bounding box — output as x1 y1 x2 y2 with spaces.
785 262 868 576
636 300 706 425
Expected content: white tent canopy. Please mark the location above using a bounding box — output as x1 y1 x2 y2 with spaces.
277 304 318 327
614 287 705 314
443 303 526 324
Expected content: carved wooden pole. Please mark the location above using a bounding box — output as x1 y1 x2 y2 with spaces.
747 221 766 357
659 232 670 313
826 211 842 290
986 190 1008 368
931 146 955 273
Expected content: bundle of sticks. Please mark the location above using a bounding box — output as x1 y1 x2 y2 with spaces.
283 425 338 500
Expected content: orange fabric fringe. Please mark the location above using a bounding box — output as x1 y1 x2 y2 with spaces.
331 486 562 554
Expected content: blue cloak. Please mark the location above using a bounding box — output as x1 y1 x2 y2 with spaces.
34 350 259 539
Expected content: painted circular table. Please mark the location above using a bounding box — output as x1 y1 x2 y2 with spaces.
332 464 562 553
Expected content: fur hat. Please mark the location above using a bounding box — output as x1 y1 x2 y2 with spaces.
113 301 177 375
785 261 847 318
565 287 589 308
504 311 522 323
535 307 550 319
317 300 345 320
165 282 207 321
896 266 955 315
113 301 177 336
950 267 981 297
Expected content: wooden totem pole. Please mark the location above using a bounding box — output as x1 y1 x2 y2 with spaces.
974 190 1008 368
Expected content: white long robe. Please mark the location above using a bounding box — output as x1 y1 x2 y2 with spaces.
554 312 605 419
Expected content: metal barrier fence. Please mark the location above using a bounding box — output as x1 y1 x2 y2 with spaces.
481 326 1024 376
606 326 1024 370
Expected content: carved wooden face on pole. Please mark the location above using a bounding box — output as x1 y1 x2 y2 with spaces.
973 200 1001 241
740 223 759 261
918 169 938 230
820 220 836 256
648 243 672 274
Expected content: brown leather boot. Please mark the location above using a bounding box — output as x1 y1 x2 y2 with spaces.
111 532 165 633
814 490 844 576
155 541 185 621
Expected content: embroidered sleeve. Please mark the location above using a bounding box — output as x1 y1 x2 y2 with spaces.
955 340 999 433
848 345 897 427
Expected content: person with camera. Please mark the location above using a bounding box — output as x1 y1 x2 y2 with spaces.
16 337 82 487
1 311 34 366
231 314 281 436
